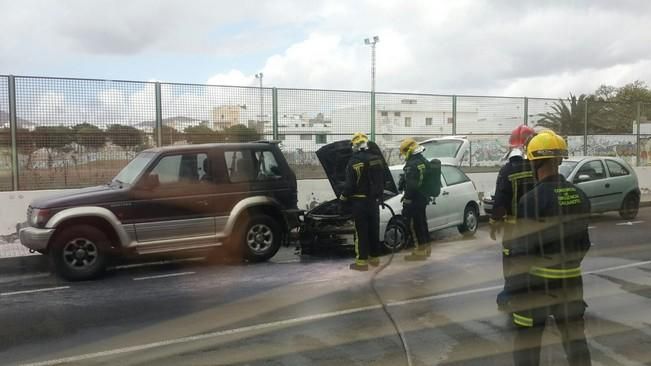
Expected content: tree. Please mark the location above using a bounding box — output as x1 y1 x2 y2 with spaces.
221 124 261 142
106 124 144 150
154 125 184 146
31 126 74 168
73 123 105 150
536 94 590 135
184 125 218 144
589 81 651 133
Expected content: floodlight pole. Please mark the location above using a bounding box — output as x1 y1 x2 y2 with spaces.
255 73 264 125
364 36 379 141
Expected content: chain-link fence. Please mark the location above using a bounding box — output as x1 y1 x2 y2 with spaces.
0 76 10 191
0 74 647 191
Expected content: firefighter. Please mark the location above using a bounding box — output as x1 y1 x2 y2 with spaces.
490 124 536 309
340 132 385 271
399 138 431 261
510 131 592 366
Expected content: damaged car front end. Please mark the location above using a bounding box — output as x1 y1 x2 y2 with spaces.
299 140 398 255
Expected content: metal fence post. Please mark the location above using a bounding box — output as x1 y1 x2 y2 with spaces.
272 87 278 140
524 97 529 125
583 100 588 156
370 91 376 141
636 102 642 166
452 95 457 135
154 82 162 147
8 75 19 191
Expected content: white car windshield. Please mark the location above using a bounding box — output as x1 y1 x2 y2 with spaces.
421 140 463 160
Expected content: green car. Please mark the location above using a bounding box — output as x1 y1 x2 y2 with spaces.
560 157 640 219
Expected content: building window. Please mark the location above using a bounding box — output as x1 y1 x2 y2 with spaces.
316 134 327 144
381 111 388 117
221 115 225 120
426 117 433 126
405 117 412 127
447 117 454 124
300 134 312 141
278 134 286 141
394 112 401 117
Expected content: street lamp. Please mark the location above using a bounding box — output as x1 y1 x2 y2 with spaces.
364 36 379 93
364 36 379 141
255 73 264 125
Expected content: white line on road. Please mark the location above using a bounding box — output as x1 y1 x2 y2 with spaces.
616 220 644 226
1 286 70 297
19 259 651 366
112 257 205 270
113 257 206 269
132 272 196 281
585 260 651 275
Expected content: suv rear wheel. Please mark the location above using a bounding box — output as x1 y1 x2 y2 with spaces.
49 225 110 281
236 215 281 262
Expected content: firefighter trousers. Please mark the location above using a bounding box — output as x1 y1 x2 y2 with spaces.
513 300 591 366
351 199 380 265
403 201 430 254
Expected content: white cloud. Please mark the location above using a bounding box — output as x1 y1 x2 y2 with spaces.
206 70 256 87
2 0 650 98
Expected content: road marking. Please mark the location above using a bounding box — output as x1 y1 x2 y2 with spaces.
0 286 69 297
0 273 50 284
132 272 196 281
19 259 651 366
616 220 644 226
273 259 301 264
586 260 651 275
588 226 596 230
112 257 205 270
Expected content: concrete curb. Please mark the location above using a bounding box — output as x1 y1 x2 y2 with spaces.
0 254 50 277
479 199 651 222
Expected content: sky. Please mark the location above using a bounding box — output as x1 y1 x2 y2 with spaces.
1 0 650 98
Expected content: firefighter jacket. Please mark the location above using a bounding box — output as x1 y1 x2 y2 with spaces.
401 153 429 204
491 156 535 223
511 174 592 302
341 150 385 200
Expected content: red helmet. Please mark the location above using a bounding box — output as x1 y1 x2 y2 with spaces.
509 125 535 148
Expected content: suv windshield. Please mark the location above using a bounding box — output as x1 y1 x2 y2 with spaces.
112 152 155 185
421 140 463 160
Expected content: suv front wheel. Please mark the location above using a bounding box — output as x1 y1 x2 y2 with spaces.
237 215 281 262
49 225 110 281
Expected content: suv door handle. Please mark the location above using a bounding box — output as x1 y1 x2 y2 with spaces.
442 191 449 196
196 200 209 206
605 183 610 188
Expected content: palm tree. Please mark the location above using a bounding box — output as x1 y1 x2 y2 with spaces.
536 94 588 136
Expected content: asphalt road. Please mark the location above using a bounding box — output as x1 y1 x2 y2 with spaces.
1 208 651 366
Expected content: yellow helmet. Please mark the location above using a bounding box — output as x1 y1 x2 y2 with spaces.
399 138 419 158
351 132 369 146
526 131 568 160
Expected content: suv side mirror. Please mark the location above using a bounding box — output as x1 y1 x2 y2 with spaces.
140 174 160 190
575 174 591 183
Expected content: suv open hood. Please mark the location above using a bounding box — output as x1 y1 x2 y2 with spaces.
316 140 398 198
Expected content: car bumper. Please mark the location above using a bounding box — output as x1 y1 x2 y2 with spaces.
16 222 54 251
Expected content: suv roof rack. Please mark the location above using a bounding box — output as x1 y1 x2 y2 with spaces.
254 140 282 144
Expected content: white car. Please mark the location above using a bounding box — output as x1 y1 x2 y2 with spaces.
299 139 480 253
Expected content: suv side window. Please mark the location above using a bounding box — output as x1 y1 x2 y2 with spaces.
150 153 208 185
576 160 606 182
606 160 630 177
441 165 469 186
225 150 256 183
255 150 282 180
